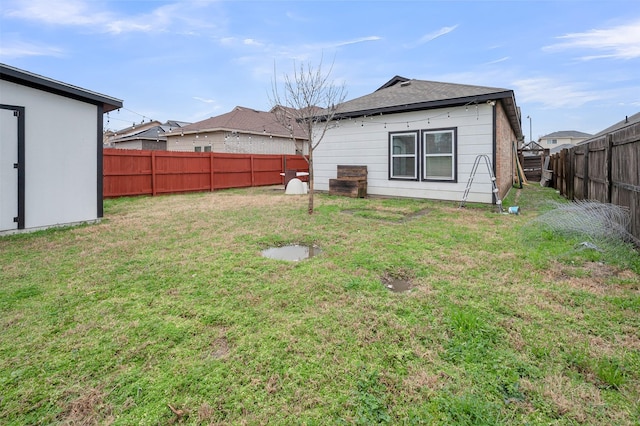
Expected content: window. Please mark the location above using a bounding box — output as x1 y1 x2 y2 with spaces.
194 146 202 152
389 132 418 179
550 139 557 145
423 129 456 181
204 145 211 152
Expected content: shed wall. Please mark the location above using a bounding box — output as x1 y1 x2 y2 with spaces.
1 80 98 229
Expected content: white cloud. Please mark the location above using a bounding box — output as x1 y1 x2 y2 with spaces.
483 56 510 65
511 77 603 108
334 36 383 47
544 19 640 60
2 0 215 35
406 25 458 48
0 38 64 59
285 11 308 22
293 36 381 56
4 0 103 26
244 38 264 47
193 97 217 104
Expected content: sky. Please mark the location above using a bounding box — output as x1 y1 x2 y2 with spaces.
1 0 639 140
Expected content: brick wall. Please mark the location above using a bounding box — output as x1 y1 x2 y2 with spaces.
494 101 517 199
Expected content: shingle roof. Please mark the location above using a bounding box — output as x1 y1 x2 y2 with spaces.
173 106 307 140
540 130 592 139
111 121 190 143
330 76 523 139
589 112 640 138
335 78 514 116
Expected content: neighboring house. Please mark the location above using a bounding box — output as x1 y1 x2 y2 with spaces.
314 76 523 204
586 112 640 140
1 63 122 234
538 130 592 153
165 106 308 155
106 120 190 150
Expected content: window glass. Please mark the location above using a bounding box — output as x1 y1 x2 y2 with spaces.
393 158 416 177
390 133 417 179
423 130 455 180
393 135 416 155
425 132 452 153
425 157 452 178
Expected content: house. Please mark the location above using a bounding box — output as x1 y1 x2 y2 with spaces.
586 112 640 139
1 63 122 234
105 120 190 150
165 106 308 155
314 76 523 204
538 130 592 153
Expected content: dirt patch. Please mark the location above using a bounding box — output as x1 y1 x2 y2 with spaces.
58 387 113 425
544 261 639 295
206 336 230 360
402 370 450 400
529 374 604 423
342 207 430 223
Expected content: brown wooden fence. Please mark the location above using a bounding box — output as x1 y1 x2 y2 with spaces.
103 149 309 198
548 121 640 243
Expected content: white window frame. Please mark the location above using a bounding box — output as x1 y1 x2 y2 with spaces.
389 131 418 180
422 129 456 181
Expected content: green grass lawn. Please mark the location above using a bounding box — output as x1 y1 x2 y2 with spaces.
1 185 639 425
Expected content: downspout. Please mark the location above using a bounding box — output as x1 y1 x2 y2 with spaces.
491 101 497 205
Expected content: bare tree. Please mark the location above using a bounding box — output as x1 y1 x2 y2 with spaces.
271 58 347 214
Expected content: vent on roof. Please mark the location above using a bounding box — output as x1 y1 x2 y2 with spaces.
400 81 411 87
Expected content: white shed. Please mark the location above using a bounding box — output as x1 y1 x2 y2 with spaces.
315 76 523 204
1 64 122 234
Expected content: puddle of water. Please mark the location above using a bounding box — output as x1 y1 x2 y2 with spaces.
261 245 321 261
383 278 412 293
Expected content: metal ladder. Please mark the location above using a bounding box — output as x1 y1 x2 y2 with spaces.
459 154 503 212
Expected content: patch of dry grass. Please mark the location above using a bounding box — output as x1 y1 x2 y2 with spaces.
1 185 639 425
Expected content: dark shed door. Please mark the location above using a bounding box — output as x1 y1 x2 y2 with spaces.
0 106 20 231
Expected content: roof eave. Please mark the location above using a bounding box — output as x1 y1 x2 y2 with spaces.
334 91 509 118
1 63 123 112
166 127 308 140
331 90 523 140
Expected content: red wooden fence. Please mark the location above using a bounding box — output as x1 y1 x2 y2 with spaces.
103 149 309 198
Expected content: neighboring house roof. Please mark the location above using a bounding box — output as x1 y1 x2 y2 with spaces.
110 120 190 143
540 130 592 139
332 76 523 139
1 63 122 112
587 112 640 140
170 106 307 140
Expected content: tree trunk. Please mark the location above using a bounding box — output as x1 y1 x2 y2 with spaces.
307 147 314 214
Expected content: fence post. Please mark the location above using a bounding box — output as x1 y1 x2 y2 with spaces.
583 147 589 200
210 152 215 192
151 151 157 196
567 149 574 200
559 149 565 196
606 134 613 203
552 154 558 189
250 155 255 187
